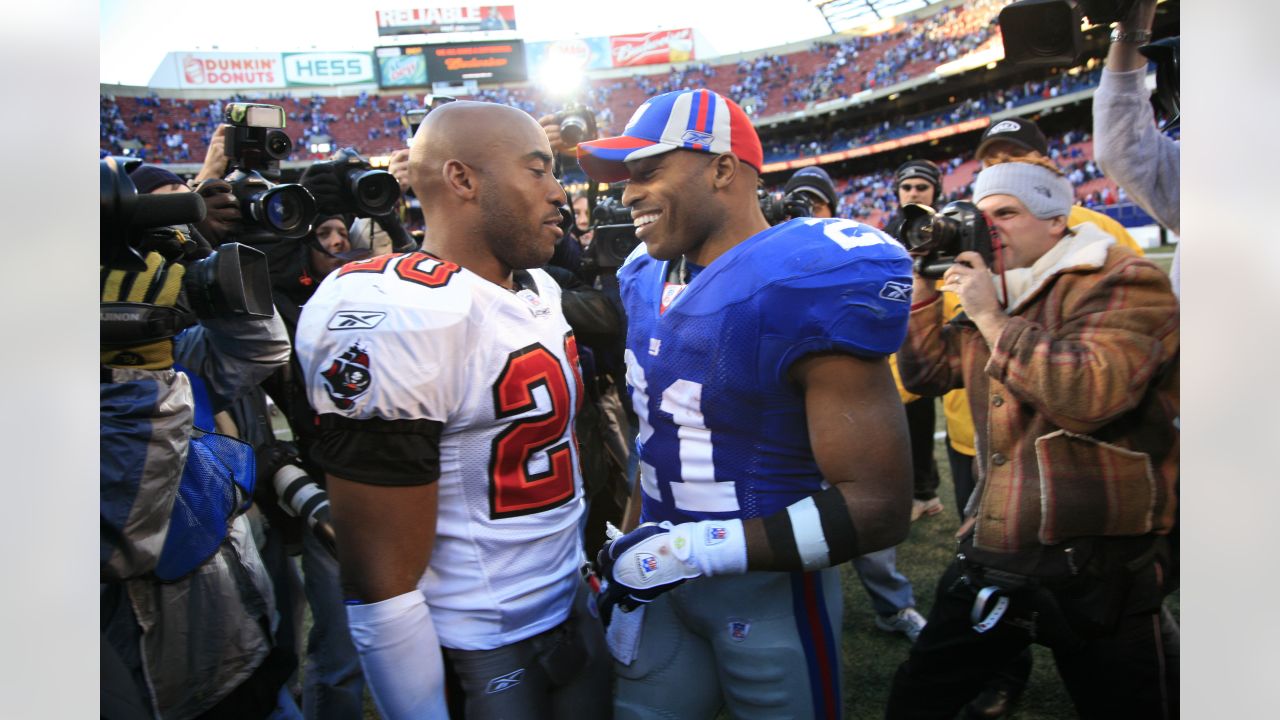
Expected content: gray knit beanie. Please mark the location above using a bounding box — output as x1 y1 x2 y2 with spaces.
972 162 1073 219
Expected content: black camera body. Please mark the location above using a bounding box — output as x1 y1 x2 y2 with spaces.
223 103 317 240
555 103 599 148
999 0 1137 66
582 195 639 275
305 147 401 218
899 201 995 279
101 157 274 349
758 188 814 226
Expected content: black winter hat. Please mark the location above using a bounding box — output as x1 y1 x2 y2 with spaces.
894 159 941 194
783 166 838 210
975 117 1050 160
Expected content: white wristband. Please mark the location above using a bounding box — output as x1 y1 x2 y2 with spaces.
673 518 748 577
346 590 449 720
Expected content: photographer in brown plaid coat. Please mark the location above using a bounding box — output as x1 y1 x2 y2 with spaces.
885 156 1179 720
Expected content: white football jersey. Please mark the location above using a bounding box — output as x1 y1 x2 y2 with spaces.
295 251 586 651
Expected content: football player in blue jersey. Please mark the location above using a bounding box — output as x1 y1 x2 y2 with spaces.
578 88 915 718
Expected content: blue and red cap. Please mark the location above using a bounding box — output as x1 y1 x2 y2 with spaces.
576 89 763 183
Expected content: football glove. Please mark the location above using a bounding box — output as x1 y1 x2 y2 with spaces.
595 519 747 622
101 251 186 370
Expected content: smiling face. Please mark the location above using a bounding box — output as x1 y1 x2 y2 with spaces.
620 150 721 262
976 193 1066 270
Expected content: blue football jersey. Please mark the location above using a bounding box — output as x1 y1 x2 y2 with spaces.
619 217 913 525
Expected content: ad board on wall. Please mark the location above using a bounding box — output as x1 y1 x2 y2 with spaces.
375 5 517 36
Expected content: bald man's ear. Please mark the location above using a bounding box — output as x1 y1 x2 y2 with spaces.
443 159 479 200
710 153 740 190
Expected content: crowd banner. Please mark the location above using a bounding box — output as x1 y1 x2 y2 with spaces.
423 40 527 83
284 52 376 86
375 5 517 37
171 52 286 89
609 28 695 68
376 46 431 88
525 37 613 77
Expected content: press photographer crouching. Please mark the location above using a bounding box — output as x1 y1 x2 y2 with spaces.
100 156 293 718
885 157 1180 719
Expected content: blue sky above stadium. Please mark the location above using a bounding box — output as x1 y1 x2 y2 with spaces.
99 0 916 86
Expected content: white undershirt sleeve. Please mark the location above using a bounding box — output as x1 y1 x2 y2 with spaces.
345 589 449 719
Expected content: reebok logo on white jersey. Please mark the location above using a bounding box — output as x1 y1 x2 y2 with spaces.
485 668 525 694
328 311 386 330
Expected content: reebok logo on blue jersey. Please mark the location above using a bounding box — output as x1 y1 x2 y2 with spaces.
880 281 912 303
485 668 525 694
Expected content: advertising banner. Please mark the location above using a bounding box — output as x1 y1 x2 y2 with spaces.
525 37 612 77
376 46 430 88
375 5 517 36
284 52 376 86
174 52 285 89
423 40 526 83
609 28 695 68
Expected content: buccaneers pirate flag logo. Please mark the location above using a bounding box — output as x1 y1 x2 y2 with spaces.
321 343 372 409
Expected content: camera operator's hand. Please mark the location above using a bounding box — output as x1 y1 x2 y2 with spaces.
193 179 241 246
1107 0 1158 72
101 252 185 370
538 113 575 156
194 124 231 184
299 164 345 217
941 252 1007 344
388 148 412 194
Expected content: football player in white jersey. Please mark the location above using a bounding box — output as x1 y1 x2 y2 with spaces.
294 101 610 719
577 88 914 718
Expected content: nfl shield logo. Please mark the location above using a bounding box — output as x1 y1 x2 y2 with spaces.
706 526 727 545
728 619 751 641
637 553 659 580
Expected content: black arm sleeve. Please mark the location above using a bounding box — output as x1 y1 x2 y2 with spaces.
313 413 444 486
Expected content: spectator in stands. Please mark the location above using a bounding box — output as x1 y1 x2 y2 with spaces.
1094 0 1180 295
781 165 928 645
886 155 1179 720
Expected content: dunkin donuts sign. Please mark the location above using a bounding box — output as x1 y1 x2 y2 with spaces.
177 53 286 89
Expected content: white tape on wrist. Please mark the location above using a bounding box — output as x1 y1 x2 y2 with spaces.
673 518 748 576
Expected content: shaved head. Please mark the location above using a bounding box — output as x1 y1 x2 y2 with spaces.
408 101 550 208
405 100 567 285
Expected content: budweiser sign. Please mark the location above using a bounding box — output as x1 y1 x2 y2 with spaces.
609 28 694 68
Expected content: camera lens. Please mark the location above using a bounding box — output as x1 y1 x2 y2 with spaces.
351 170 400 217
265 129 293 160
259 184 317 238
560 115 587 147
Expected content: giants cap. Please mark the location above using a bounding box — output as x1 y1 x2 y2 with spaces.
976 117 1049 161
576 89 763 183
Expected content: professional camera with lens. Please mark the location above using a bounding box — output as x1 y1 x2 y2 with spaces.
401 94 457 142
581 194 638 277
303 147 401 218
222 103 317 240
101 156 275 349
898 200 995 279
555 103 599 148
999 0 1137 65
758 187 814 226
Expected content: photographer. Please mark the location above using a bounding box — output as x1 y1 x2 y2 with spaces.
1094 0 1180 294
101 158 293 718
540 107 634 555
885 156 1179 719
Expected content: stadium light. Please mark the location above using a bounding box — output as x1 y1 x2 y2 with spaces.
537 56 586 100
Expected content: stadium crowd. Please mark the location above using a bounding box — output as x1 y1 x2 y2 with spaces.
101 0 1180 718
